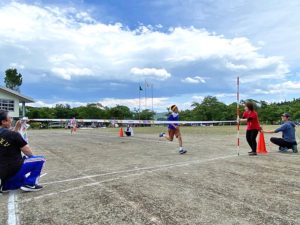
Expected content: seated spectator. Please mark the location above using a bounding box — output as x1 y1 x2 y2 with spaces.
125 125 134 136
0 110 45 193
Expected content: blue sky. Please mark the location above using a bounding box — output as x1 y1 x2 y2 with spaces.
0 0 299 112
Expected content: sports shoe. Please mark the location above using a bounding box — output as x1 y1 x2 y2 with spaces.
0 188 9 193
279 147 288 152
0 181 9 194
292 145 298 153
0 179 3 194
179 149 187 154
248 152 257 156
20 184 43 192
159 132 165 137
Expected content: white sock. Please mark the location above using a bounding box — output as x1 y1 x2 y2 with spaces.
179 147 183 151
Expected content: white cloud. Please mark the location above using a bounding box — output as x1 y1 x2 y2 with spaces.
49 54 77 63
225 62 248 70
28 97 184 112
252 80 300 97
192 95 204 100
215 93 236 98
181 76 206 84
273 81 300 89
75 12 95 23
9 62 25 69
182 77 199 84
1 1 298 108
0 2 289 84
51 67 93 80
99 97 169 109
130 67 171 80
109 82 127 87
28 100 87 108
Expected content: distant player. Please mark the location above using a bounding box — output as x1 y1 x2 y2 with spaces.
70 117 77 134
159 105 187 154
125 124 134 136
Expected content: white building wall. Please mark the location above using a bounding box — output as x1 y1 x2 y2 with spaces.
0 92 20 117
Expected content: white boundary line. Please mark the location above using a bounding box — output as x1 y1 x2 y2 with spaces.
86 132 179 145
7 191 19 225
41 154 238 185
23 154 241 202
40 173 48 178
39 145 165 225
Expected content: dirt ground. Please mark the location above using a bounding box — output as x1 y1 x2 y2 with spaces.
1 126 299 225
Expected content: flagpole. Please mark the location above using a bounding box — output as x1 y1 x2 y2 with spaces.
151 84 154 112
139 84 141 120
237 76 240 156
145 80 147 109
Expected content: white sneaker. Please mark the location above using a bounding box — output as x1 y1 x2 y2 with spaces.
21 184 43 192
159 132 165 137
179 149 187 154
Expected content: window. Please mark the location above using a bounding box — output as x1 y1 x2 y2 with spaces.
0 99 15 111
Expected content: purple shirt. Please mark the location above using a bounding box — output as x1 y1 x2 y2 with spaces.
168 113 179 130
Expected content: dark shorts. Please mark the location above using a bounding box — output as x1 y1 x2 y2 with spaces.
168 128 180 140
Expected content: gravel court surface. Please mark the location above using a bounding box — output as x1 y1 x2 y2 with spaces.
0 194 9 224
1 126 299 225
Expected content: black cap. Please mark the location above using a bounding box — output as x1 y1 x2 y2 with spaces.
281 113 290 117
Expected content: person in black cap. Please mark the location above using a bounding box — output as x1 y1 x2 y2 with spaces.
262 113 298 153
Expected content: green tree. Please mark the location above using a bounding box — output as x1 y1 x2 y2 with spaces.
136 109 155 120
226 103 238 120
257 102 280 124
191 96 227 121
26 106 41 118
180 109 194 121
109 105 132 119
26 106 56 118
54 104 74 118
24 98 300 124
74 105 107 119
4 68 23 92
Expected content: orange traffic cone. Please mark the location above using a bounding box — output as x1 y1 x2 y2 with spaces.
257 132 268 154
119 127 124 137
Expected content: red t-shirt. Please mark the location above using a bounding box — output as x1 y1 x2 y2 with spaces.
243 111 261 130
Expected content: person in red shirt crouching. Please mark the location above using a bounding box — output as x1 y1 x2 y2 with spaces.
238 102 261 156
